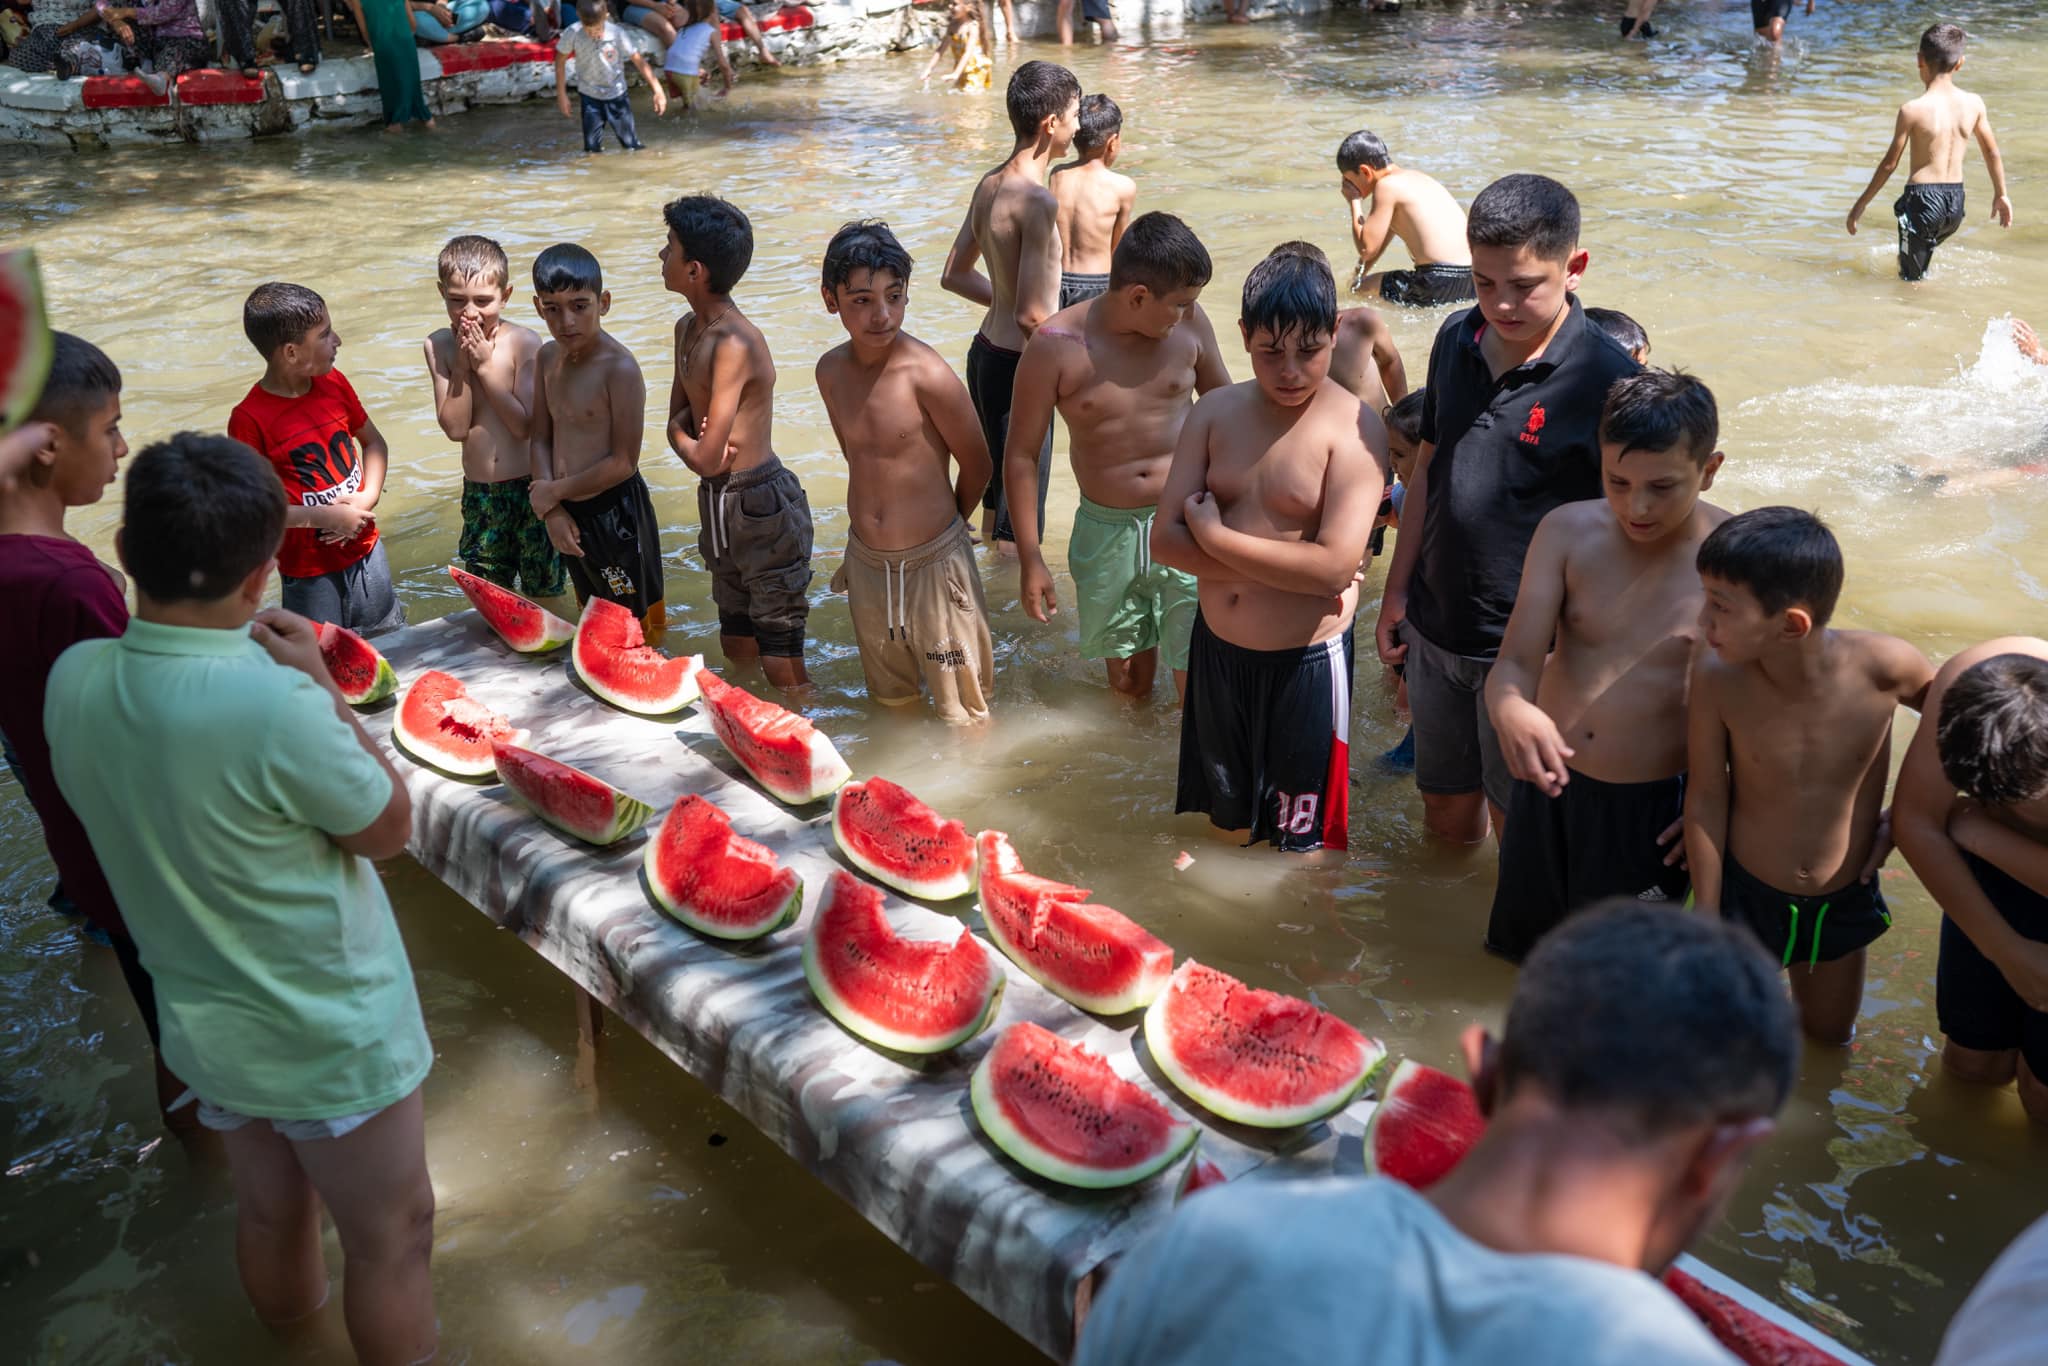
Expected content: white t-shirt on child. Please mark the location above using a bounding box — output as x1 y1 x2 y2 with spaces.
562 20 630 100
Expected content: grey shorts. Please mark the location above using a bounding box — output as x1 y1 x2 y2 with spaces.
1400 618 1510 811
188 1093 389 1142
282 539 406 638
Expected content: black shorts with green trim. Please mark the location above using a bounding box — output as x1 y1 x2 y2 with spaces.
1719 853 1891 968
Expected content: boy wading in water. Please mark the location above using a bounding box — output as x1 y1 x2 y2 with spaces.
664 194 816 690
942 59 1082 551
814 220 996 723
1686 508 1933 1044
1335 129 1473 307
1050 94 1135 312
1846 23 2012 283
1005 211 1231 703
1154 247 1382 854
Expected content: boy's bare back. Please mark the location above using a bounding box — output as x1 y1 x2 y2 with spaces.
1370 168 1471 268
1329 306 1404 418
538 332 645 484
673 307 778 475
1051 161 1135 276
1902 83 1993 183
964 165 1063 349
816 331 982 552
425 321 541 483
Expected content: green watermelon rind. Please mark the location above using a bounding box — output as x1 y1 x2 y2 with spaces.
448 564 575 654
643 832 804 941
801 877 1004 1055
830 780 976 901
494 743 653 847
344 657 400 708
1 250 55 433
969 1026 1197 1190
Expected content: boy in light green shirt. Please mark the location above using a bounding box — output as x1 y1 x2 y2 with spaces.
45 432 436 1366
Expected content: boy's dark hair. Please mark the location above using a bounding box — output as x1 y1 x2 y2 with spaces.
438 234 510 291
1919 22 1966 73
1584 306 1648 359
1074 93 1121 155
1335 129 1390 174
822 219 913 294
662 194 754 295
1006 59 1081 143
122 433 285 604
533 242 603 296
1109 212 1212 296
27 332 121 436
576 0 606 17
1695 506 1843 628
1599 368 1718 466
242 282 327 361
1938 654 2048 805
1467 173 1580 264
1384 391 1426 448
1241 247 1336 345
1500 901 1797 1142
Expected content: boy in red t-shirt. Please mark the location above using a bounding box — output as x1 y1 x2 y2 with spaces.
227 283 405 634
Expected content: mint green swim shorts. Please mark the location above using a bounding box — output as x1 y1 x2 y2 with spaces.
1069 493 1199 671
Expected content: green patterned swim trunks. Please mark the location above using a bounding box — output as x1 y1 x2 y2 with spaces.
459 476 567 599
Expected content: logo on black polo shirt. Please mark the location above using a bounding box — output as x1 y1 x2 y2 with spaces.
1518 403 1547 447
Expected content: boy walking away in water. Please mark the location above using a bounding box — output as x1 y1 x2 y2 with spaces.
1336 129 1473 308
1687 508 1933 1044
555 0 665 154
1846 23 2012 283
425 235 565 602
1006 212 1232 703
1051 95 1135 312
664 194 814 690
529 243 668 640
1154 247 1382 853
229 283 404 636
1751 0 1808 45
1483 371 1725 961
815 221 995 722
942 59 1082 550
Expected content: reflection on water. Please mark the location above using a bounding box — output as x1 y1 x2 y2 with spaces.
6 2 2048 1361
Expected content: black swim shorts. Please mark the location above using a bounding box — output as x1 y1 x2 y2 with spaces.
1082 0 1112 22
1059 271 1110 310
1894 183 1965 283
1377 263 1475 308
1751 0 1794 29
966 332 1054 545
564 471 666 637
1719 853 1891 969
1937 852 2048 1079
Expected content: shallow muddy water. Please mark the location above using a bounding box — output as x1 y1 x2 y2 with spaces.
6 1 2048 1361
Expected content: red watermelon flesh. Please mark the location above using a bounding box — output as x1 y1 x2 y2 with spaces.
802 870 1003 1054
970 1021 1196 1189
1 249 54 432
1363 1060 1486 1190
572 597 701 715
1174 1154 1228 1204
974 830 1173 1016
449 564 574 653
492 742 652 846
1663 1268 1848 1366
698 667 851 805
391 670 522 778
831 778 975 900
643 794 802 940
1142 960 1384 1128
315 621 397 706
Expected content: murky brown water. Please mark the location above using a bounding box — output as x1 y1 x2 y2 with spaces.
7 2 2048 1361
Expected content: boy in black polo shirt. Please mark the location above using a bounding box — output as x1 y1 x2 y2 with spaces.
1375 173 1639 846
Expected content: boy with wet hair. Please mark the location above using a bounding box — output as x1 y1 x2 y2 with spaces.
425 234 563 600
229 282 404 636
528 242 668 639
1335 128 1474 307
1153 247 1382 853
1050 94 1135 312
1686 507 1932 1044
555 0 665 154
1006 211 1232 702
1584 306 1649 364
1894 638 2048 1127
942 59 1082 549
664 193 814 689
814 219 995 722
1846 22 2011 283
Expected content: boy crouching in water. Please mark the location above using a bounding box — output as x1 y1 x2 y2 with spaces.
1483 371 1727 960
1687 508 1933 1044
529 242 668 640
1153 247 1382 853
814 220 996 722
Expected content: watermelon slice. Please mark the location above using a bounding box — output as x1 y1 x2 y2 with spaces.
1174 1154 1228 1203
492 742 652 846
831 778 975 900
1663 1268 1848 1366
1143 960 1384 1128
572 597 702 715
975 830 1174 1015
0 249 54 433
970 1021 1196 1189
449 564 575 653
802 870 1004 1054
391 670 523 778
643 794 802 941
1363 1059 1486 1189
697 666 852 805
315 621 397 707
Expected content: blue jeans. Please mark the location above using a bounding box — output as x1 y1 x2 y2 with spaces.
411 0 489 42
579 91 642 152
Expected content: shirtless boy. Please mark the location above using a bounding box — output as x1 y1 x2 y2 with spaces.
1483 371 1726 961
814 220 995 723
1153 247 1383 853
1005 212 1232 702
663 194 814 690
1050 94 1135 312
1752 0 1810 45
425 235 563 600
942 59 1082 549
528 242 667 640
1336 129 1473 307
1687 508 1933 1044
1846 23 2012 283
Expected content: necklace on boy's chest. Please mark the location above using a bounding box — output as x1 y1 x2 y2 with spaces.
683 307 731 378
